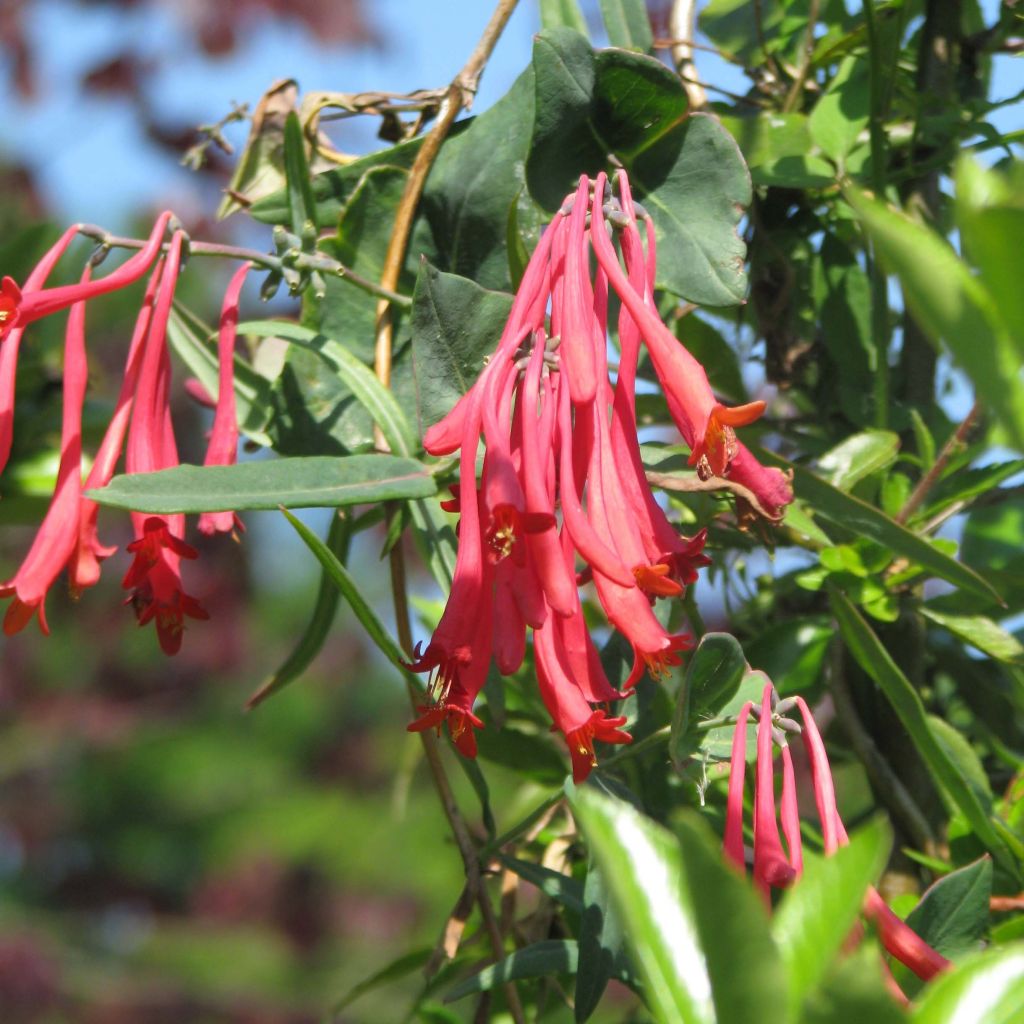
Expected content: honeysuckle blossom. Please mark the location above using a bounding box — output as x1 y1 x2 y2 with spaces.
723 681 950 995
409 170 790 779
0 215 249 654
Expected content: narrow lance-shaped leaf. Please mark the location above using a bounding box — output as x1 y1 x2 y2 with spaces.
444 941 580 1002
246 511 351 709
569 786 714 1024
845 186 1024 452
830 589 1019 877
759 448 1003 604
283 110 318 236
90 454 437 514
280 507 407 668
238 319 419 457
771 818 891 1015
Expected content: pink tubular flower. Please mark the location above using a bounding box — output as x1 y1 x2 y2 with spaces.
198 261 252 536
723 684 950 994
0 267 92 634
752 683 797 895
0 213 173 339
794 697 951 982
0 225 83 477
588 173 792 519
120 232 208 654
408 169 788 776
69 261 165 594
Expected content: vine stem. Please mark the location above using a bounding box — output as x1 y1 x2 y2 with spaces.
896 401 980 525
668 0 707 109
74 224 410 307
372 0 520 389
372 3 524 1020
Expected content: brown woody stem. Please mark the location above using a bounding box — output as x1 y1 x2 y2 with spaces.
373 3 524 1020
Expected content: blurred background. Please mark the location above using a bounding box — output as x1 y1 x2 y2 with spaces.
0 1 1020 1021
0 2 646 1021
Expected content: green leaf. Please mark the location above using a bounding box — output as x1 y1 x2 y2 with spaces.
674 813 787 1024
90 455 435 514
283 111 317 235
540 0 589 34
675 315 748 402
846 186 1024 452
771 819 891 1014
332 947 432 1013
955 156 1024 354
444 940 579 1001
409 262 515 434
830 590 1018 876
238 319 418 458
636 114 750 306
526 31 750 304
424 68 538 289
166 308 274 447
246 511 351 709
911 944 1024 1024
569 786 714 1024
575 861 627 1022
474 725 568 786
920 607 1024 665
800 946 909 1024
719 112 835 188
250 129 441 226
808 56 871 166
812 234 874 424
816 430 901 491
670 632 748 763
905 856 992 961
280 507 406 668
759 450 1002 604
499 855 584 913
599 0 654 52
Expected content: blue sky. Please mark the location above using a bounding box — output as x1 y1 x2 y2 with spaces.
3 0 1019 228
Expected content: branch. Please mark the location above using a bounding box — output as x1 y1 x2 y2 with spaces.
896 402 979 524
372 5 524 1021
668 0 707 109
75 223 410 308
372 0 521 390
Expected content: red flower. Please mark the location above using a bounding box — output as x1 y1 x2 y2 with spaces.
119 232 209 653
724 686 950 991
198 261 251 536
1 267 93 634
122 517 209 655
408 169 789 776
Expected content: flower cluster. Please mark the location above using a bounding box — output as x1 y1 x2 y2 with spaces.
0 217 248 653
725 681 950 996
409 171 792 780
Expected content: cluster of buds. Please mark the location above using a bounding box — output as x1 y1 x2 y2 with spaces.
0 216 249 653
724 681 950 996
409 171 792 781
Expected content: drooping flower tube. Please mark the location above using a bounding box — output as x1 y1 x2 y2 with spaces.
723 683 950 992
119 231 209 655
0 210 262 654
409 169 793 779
